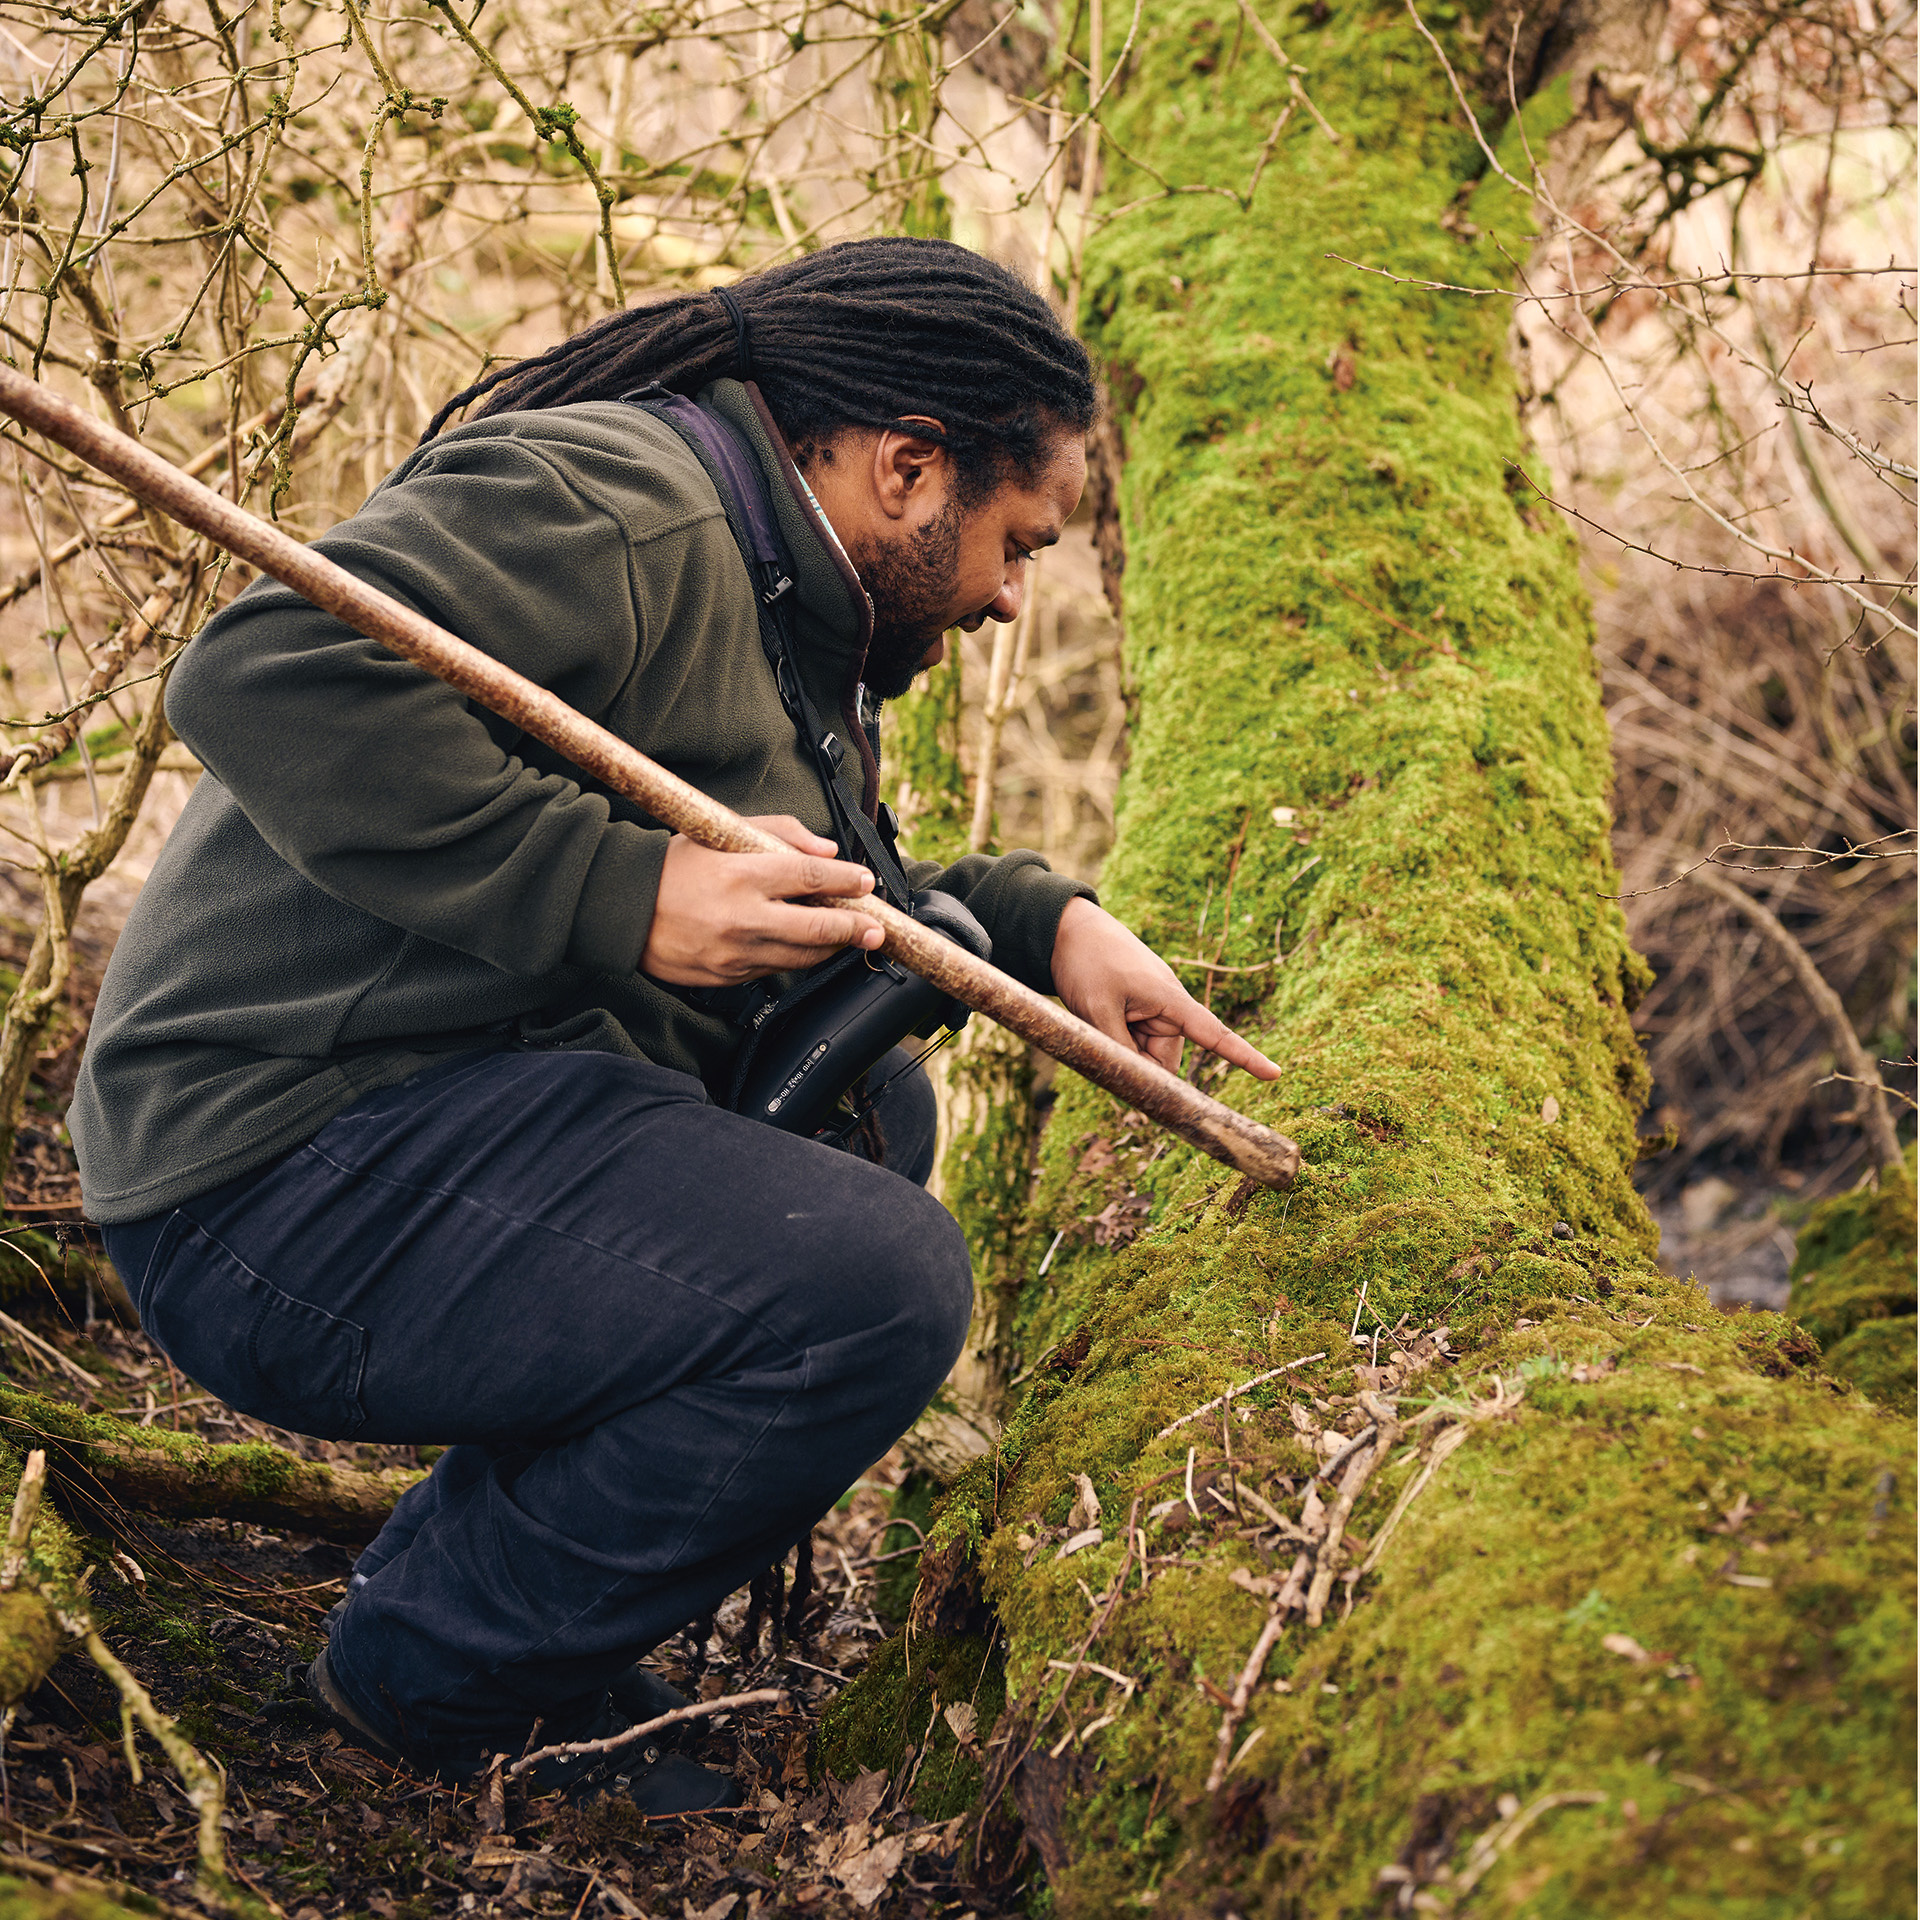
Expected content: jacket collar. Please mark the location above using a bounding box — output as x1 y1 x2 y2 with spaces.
702 379 872 690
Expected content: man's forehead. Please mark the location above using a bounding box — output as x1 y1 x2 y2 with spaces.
1018 436 1087 530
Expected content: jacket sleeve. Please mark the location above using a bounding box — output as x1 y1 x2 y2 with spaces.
905 850 1096 996
165 434 712 980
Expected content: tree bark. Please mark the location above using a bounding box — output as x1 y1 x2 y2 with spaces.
823 2 1915 1911
0 1388 419 1544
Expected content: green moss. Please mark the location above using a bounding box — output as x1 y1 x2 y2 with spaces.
885 642 1042 1376
883 643 970 872
939 1023 1040 1300
877 1472 940 1624
0 1383 419 1537
816 1628 1005 1821
0 1876 154 1920
0 1442 87 1706
1787 1151 1916 1411
1820 1317 1915 1412
834 0 1915 1908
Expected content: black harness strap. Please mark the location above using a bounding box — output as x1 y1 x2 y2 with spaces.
623 387 913 911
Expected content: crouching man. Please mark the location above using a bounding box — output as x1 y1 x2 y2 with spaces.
71 237 1276 1812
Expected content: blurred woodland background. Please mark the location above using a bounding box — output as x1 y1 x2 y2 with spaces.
0 0 1908 1303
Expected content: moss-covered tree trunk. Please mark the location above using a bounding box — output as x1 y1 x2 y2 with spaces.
825 3 1915 1911
886 650 1046 1479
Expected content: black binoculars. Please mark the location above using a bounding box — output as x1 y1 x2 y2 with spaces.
730 889 991 1139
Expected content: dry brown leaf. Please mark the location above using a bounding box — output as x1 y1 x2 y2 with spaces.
1300 1485 1328 1537
943 1701 979 1748
474 1763 506 1836
834 1831 908 1909
1089 1192 1154 1247
907 1815 967 1854
838 1766 888 1826
1068 1472 1102 1531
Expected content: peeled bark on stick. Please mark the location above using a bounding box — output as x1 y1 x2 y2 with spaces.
0 1387 419 1544
822 2 1915 1911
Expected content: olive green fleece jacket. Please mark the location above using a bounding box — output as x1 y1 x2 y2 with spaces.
69 380 1093 1224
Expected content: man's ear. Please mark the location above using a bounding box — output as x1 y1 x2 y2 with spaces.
872 417 949 520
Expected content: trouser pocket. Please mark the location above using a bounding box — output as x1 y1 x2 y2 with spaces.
139 1213 370 1440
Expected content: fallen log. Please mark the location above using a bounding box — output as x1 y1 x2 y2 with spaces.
0 1868 158 1920
820 0 1917 1911
0 1388 419 1544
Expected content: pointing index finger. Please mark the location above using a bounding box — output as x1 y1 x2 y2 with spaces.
1191 1010 1281 1081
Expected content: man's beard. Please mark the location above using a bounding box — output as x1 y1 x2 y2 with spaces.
851 497 965 700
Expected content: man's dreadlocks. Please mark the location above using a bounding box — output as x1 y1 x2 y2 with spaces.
421 236 1095 497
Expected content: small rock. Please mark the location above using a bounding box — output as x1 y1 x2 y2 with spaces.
1552 1221 1574 1241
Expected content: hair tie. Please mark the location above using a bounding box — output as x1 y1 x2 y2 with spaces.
712 286 752 382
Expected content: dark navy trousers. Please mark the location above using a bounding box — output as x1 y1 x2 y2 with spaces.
101 1047 969 1771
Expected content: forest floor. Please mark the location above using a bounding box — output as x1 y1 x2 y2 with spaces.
0 1300 1009 1920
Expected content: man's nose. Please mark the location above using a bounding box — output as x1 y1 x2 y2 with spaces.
988 564 1026 623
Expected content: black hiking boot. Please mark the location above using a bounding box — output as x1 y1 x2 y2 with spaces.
304 1646 409 1769
303 1651 741 1816
326 1584 697 1746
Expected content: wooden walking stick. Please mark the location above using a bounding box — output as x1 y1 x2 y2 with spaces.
0 364 1300 1189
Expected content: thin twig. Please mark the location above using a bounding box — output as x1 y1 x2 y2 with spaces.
1155 1354 1327 1441
1204 1604 1285 1793
507 1689 785 1778
1690 865 1904 1169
